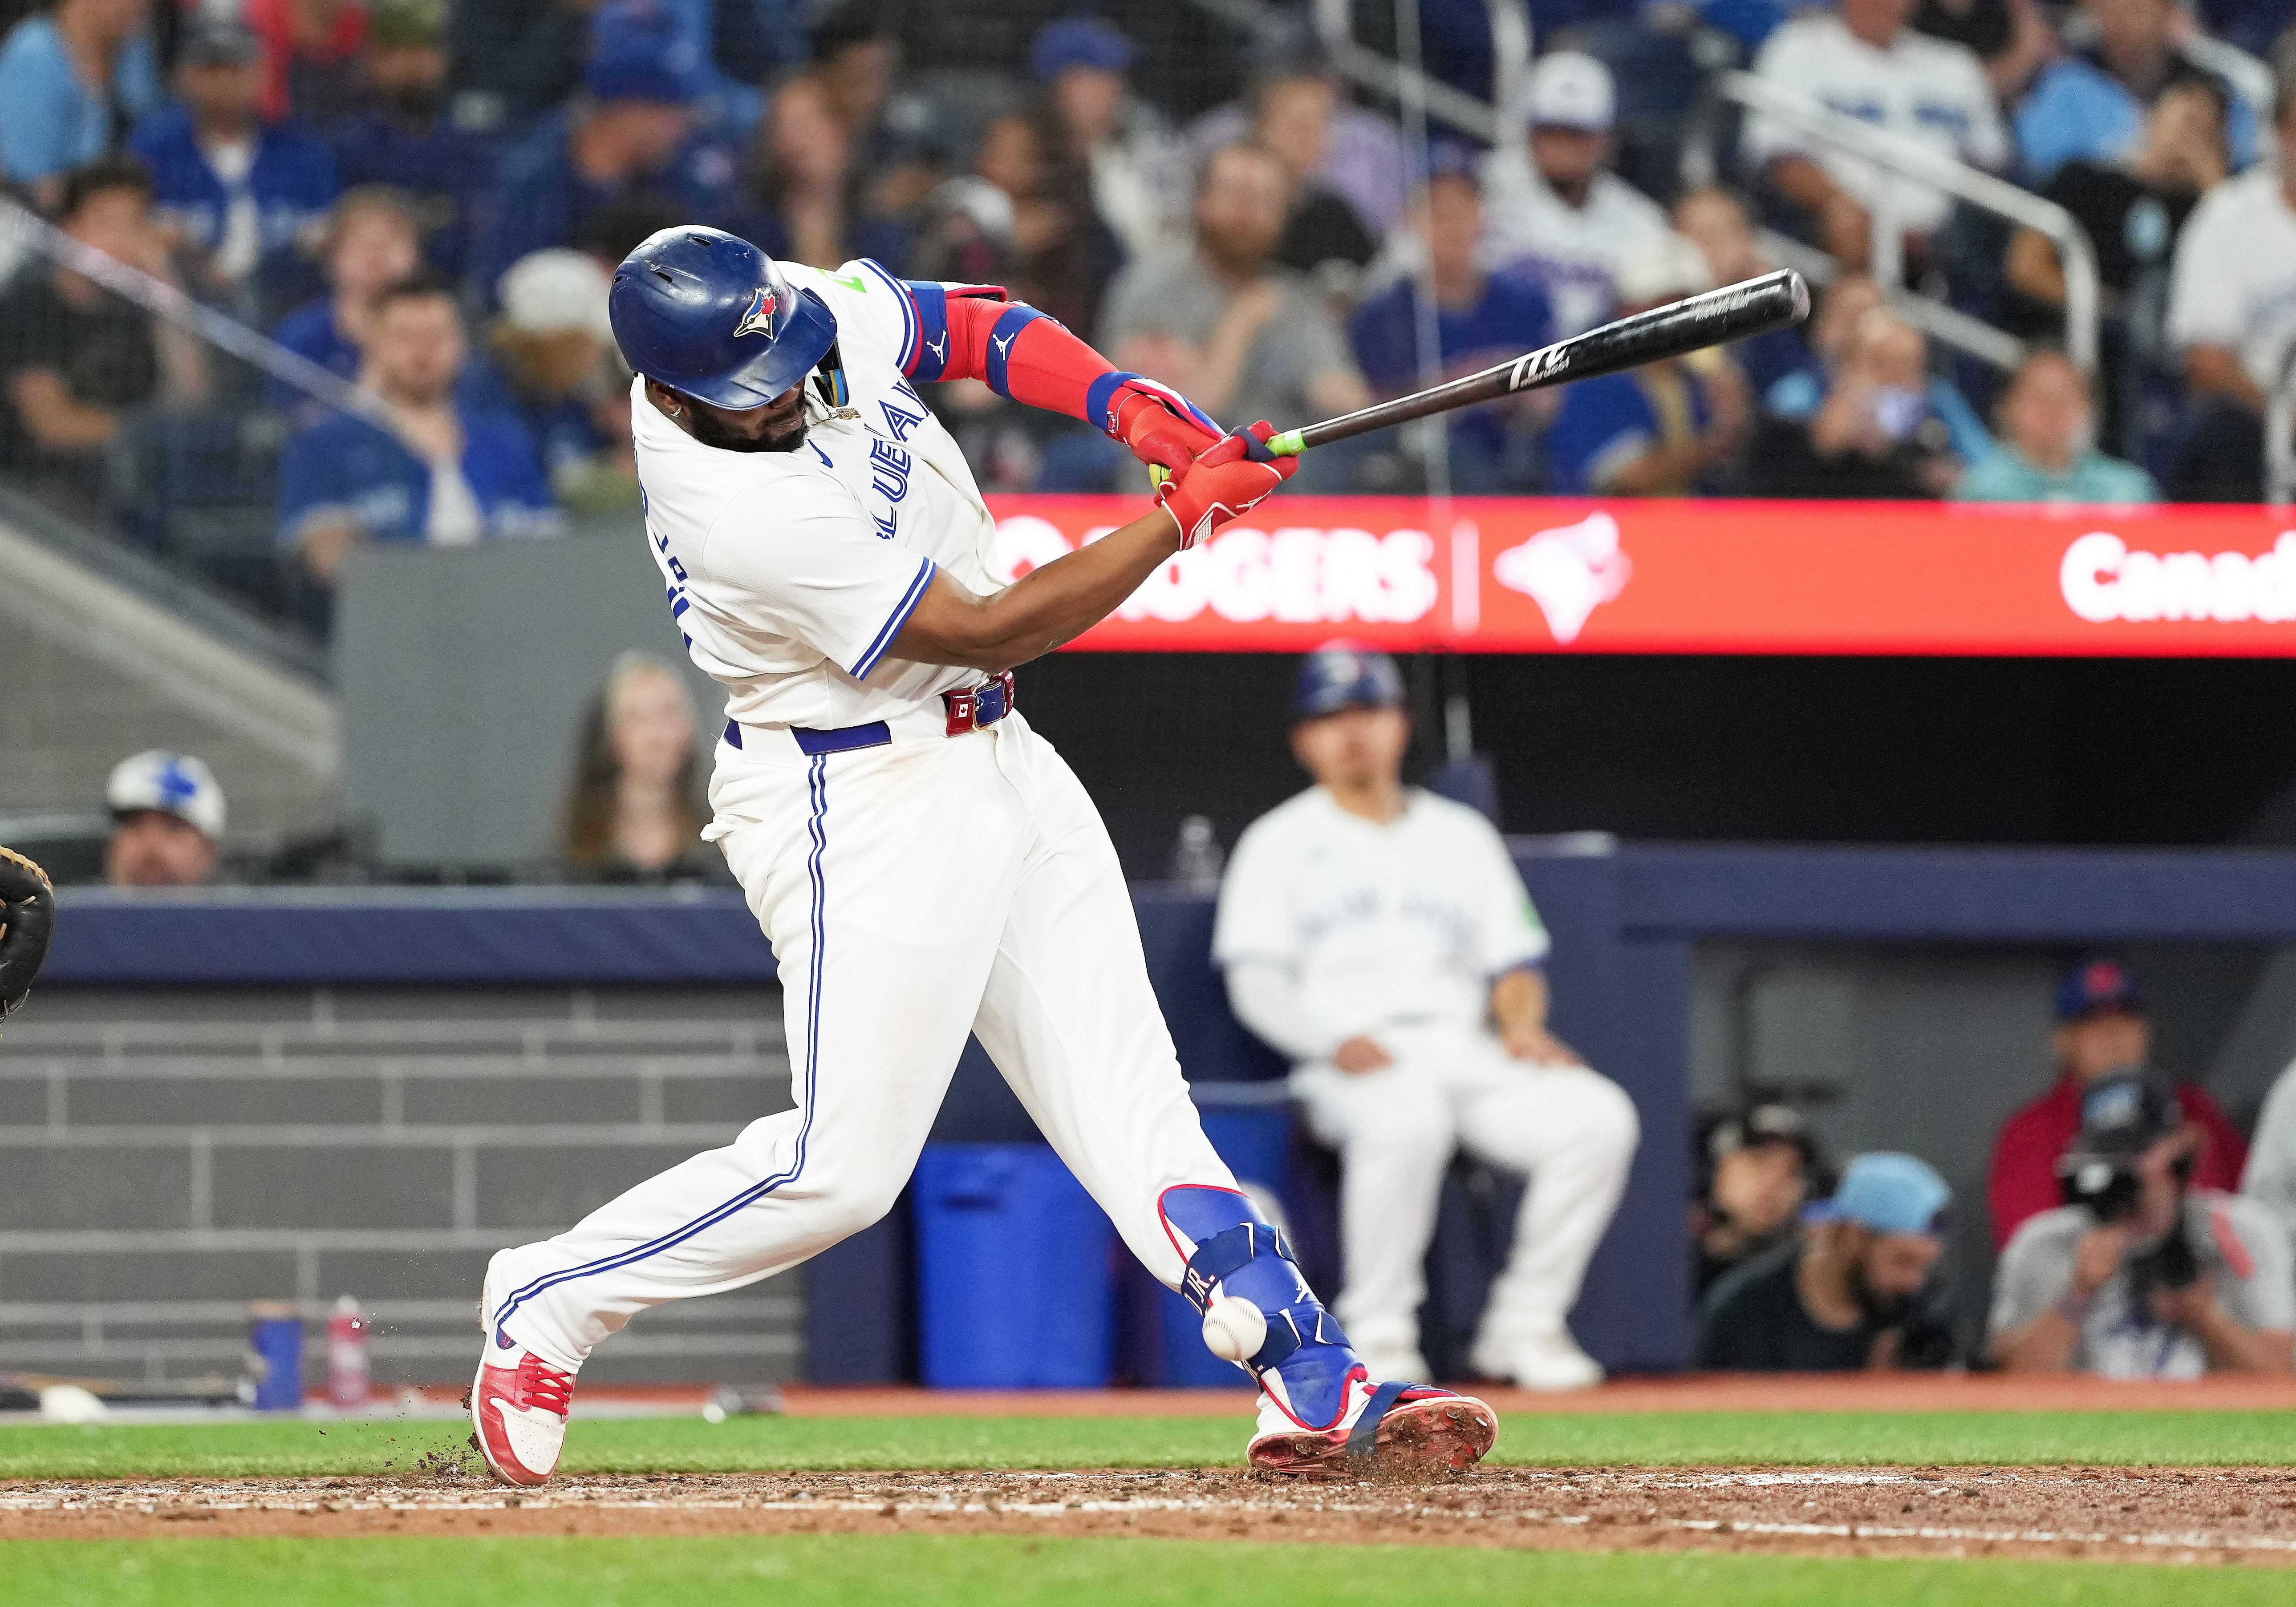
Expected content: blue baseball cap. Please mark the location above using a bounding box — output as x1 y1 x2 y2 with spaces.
1293 640 1406 721
585 1 708 105
2055 957 2145 1023
1803 1152 1950 1238
1030 16 1134 83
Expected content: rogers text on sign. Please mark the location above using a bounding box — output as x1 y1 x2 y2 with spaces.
995 515 1439 626
2060 531 2296 624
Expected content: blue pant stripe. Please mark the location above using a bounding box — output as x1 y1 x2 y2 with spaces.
491 755 831 1337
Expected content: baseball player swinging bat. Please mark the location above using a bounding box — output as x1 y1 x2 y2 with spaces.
1151 268 1811 482
471 228 1496 1490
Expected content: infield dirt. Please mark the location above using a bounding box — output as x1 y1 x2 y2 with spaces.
8 1464 2296 1567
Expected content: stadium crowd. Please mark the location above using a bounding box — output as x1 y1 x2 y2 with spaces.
0 0 2292 628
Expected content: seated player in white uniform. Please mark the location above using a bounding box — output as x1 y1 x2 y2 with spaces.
466 227 1499 1485
1215 643 1640 1390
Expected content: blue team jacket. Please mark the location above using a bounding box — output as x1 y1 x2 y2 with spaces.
128 103 339 265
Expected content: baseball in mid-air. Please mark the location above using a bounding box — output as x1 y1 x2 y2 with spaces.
1200 1295 1267 1364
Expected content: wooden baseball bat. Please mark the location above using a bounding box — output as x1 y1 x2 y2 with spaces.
1263 268 1810 457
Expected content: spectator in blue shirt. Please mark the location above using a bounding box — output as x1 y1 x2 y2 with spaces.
1764 273 1996 468
329 0 492 281
2015 0 2258 183
266 185 424 417
0 0 162 206
467 0 738 305
129 17 338 320
279 271 558 593
1546 232 1750 497
1348 160 1555 491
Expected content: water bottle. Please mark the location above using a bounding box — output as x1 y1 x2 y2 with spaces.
1171 815 1224 895
326 1294 370 1411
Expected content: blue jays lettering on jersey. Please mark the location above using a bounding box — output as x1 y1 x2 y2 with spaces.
626 259 1010 735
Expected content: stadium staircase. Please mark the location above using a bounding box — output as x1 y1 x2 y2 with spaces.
0 982 801 1389
0 496 337 870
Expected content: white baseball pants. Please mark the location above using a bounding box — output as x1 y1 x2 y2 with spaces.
1293 1027 1639 1356
490 709 1236 1371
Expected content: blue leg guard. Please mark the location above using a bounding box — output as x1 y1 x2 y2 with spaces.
1160 1184 1363 1431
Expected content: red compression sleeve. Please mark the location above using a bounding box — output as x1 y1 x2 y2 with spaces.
902 281 1133 433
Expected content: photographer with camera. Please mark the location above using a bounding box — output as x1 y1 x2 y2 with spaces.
1987 958 2247 1250
1990 1072 2292 1378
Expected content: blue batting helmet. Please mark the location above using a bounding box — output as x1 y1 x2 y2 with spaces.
1293 640 1406 721
608 227 839 410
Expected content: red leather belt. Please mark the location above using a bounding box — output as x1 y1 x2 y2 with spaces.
943 670 1016 736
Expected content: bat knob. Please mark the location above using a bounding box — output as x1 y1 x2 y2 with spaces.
1785 270 1812 324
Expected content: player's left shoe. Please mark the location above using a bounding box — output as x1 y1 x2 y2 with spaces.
1160 1183 1496 1480
471 1255 575 1486
470 1331 575 1486
1246 1375 1497 1479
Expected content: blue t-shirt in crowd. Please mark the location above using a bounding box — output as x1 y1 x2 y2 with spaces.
329 112 495 279
1349 266 1556 458
0 17 161 187
1764 368 1996 466
276 403 560 549
2015 54 2259 183
468 106 739 304
1545 369 1712 496
127 105 338 275
458 352 608 481
268 299 363 400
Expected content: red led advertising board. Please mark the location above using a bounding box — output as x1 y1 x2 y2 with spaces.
985 497 2296 656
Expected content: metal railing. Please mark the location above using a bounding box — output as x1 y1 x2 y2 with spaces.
0 201 389 429
1692 70 2101 375
2269 343 2296 508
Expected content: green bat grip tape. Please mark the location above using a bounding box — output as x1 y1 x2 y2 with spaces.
1267 429 1306 456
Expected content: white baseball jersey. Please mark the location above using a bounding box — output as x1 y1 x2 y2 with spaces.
1477 158 1667 337
1213 787 1551 1046
632 259 1004 732
1741 16 2008 236
2166 167 2296 391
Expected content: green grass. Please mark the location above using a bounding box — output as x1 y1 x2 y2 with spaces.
2 1535 2286 1607
2 1408 2292 1481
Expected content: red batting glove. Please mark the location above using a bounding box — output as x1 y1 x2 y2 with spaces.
1107 377 1224 478
1156 421 1297 549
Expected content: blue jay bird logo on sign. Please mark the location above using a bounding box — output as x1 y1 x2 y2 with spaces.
734 288 778 339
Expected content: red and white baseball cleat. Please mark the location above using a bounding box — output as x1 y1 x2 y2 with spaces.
470 1331 575 1486
1246 1372 1497 1479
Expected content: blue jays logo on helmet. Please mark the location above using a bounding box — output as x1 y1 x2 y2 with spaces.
733 287 778 340
608 227 839 411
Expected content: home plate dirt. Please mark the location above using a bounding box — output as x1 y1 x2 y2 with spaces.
7 1465 2296 1564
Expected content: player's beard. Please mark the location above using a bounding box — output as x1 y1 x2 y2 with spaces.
686 390 809 454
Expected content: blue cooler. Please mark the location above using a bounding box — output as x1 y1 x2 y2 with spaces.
1156 1105 1294 1388
913 1144 1115 1388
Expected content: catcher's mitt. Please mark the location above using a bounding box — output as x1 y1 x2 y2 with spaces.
0 846 54 1024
